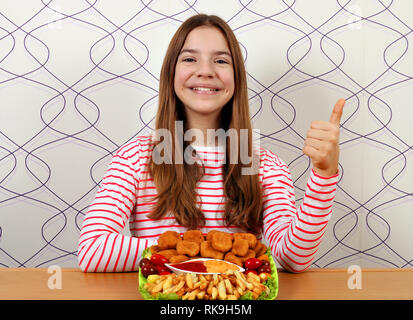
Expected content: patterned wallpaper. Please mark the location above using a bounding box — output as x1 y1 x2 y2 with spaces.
0 0 411 269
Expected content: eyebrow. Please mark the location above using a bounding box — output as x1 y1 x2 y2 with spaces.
179 48 232 57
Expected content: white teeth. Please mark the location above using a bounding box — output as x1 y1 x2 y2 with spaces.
192 87 217 92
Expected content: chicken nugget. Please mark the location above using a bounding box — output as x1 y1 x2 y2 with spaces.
231 239 249 256
200 241 224 260
149 245 160 254
211 231 233 252
233 232 257 248
169 255 189 263
224 252 243 267
206 230 220 242
176 239 200 257
158 231 180 249
183 230 204 244
240 249 256 262
253 241 267 256
157 249 178 260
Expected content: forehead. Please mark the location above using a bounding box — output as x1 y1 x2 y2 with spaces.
182 26 230 52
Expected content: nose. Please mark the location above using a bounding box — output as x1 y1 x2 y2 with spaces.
195 60 215 78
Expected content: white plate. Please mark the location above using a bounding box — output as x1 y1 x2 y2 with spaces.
165 258 245 275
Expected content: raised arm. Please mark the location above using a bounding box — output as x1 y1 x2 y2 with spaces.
262 99 344 272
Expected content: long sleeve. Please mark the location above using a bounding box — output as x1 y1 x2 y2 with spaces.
77 147 153 272
261 150 338 273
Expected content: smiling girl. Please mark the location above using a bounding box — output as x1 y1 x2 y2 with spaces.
77 14 345 273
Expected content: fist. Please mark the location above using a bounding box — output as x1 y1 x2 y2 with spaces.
302 99 345 177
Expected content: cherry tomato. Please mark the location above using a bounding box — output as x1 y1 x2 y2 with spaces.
257 265 271 274
139 258 152 269
156 265 171 274
244 258 263 270
159 271 172 275
260 260 270 267
141 264 158 277
244 269 258 276
150 254 169 266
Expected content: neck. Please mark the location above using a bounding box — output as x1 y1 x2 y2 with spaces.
185 115 221 147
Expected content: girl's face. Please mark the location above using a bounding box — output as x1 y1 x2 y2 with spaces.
174 26 235 128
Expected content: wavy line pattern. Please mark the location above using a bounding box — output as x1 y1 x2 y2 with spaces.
0 0 411 269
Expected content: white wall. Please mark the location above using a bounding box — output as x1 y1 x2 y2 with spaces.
0 0 411 269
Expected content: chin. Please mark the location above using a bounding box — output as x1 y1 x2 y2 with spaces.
192 108 224 117
186 103 225 115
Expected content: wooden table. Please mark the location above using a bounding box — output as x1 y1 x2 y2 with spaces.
1 268 412 300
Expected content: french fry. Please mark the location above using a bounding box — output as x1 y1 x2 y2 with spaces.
151 279 165 294
162 275 173 291
218 280 227 300
211 287 218 300
236 285 244 296
226 295 237 300
199 281 208 290
164 278 185 294
173 279 185 292
207 281 214 295
213 274 219 286
236 278 246 291
224 279 233 294
234 270 243 282
182 288 198 300
193 281 201 289
176 287 186 297
186 273 194 289
237 270 247 281
252 286 263 296
188 289 199 300
144 282 154 291
192 274 207 290
200 280 208 290
244 279 253 290
237 276 253 290
234 290 240 299
197 290 206 299
247 272 261 283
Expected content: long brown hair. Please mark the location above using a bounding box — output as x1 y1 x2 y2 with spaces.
146 14 263 234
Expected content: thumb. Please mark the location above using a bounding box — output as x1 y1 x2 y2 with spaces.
329 98 345 125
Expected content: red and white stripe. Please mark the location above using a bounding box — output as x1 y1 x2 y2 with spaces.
78 136 338 273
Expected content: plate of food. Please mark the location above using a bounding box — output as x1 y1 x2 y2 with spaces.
138 230 278 300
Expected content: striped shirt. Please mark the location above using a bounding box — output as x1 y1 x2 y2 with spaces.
77 136 338 273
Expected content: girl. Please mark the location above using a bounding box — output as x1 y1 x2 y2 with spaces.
77 14 344 273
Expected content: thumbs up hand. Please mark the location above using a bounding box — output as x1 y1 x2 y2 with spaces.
302 99 345 177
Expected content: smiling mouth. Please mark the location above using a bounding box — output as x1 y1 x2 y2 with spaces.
191 87 220 92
